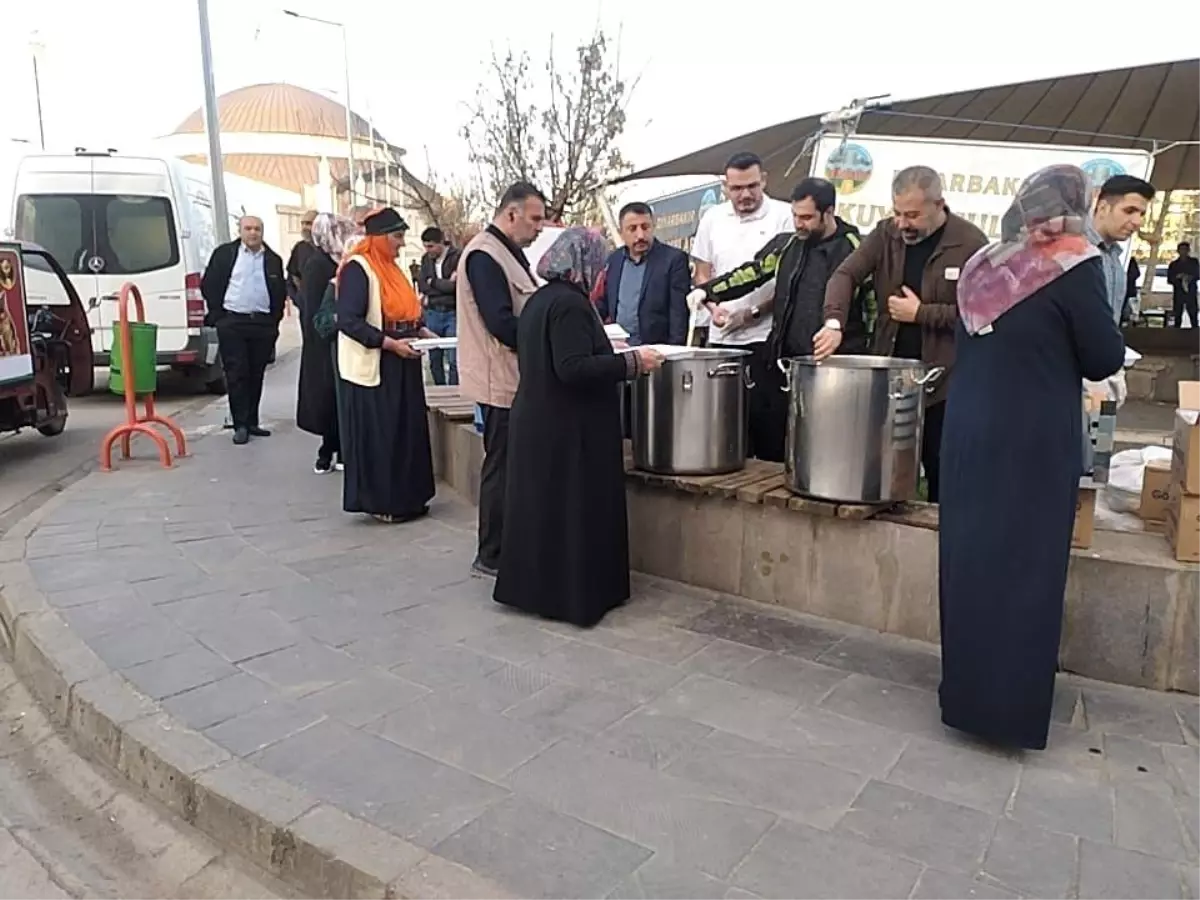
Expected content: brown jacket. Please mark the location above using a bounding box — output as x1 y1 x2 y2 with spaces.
823 212 988 405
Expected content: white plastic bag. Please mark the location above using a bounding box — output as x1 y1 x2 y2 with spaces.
1104 446 1173 513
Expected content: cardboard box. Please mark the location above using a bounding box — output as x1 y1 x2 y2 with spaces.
1165 480 1200 563
1140 459 1173 523
1172 381 1200 497
1072 487 1096 549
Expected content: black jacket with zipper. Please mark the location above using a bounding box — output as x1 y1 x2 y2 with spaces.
418 247 462 311
699 217 871 359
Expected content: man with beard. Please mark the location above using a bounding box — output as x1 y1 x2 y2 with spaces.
687 177 870 462
815 166 988 502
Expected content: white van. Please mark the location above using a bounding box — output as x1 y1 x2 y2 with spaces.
9 150 226 393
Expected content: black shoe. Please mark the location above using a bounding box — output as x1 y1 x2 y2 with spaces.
232 427 249 445
248 426 272 437
314 456 333 474
471 557 498 578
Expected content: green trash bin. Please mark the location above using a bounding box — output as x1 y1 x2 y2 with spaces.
109 321 158 395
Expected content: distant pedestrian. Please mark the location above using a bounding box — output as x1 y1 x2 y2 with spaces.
286 210 317 314
417 227 462 385
297 213 355 474
201 216 287 445
336 208 435 523
1168 241 1199 328
456 182 546 578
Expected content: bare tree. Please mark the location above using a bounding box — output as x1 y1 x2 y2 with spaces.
462 29 637 223
395 150 488 246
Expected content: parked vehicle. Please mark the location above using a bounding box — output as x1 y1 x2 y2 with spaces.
6 150 226 394
0 242 94 438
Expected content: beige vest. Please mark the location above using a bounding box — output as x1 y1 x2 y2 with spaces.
455 230 538 408
337 257 383 388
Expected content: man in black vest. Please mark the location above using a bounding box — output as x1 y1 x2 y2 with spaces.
201 215 287 445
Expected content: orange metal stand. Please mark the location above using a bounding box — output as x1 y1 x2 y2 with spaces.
99 282 188 471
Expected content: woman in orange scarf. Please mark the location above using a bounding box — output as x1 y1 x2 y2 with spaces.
336 208 436 523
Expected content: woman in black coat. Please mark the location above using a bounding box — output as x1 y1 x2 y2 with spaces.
296 214 356 473
494 228 664 627
938 165 1125 750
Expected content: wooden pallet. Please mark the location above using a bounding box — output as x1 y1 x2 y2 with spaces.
624 457 896 519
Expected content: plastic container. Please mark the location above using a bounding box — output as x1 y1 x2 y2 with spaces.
109 321 158 395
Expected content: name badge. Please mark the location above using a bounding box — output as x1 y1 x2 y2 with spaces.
944 267 960 281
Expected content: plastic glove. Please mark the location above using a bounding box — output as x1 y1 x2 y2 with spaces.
1082 371 1128 409
686 288 707 313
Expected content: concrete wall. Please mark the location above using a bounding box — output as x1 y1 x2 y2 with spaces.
1126 352 1200 404
428 412 1199 695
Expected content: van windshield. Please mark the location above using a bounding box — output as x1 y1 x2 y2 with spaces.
15 194 180 276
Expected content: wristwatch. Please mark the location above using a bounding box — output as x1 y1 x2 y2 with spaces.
750 306 762 321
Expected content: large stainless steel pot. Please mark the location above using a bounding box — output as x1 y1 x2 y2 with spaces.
631 348 752 475
779 355 945 503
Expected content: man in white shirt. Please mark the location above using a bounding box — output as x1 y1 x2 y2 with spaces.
691 152 795 459
200 216 287 445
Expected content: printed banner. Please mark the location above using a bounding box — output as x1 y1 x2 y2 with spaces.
0 243 34 386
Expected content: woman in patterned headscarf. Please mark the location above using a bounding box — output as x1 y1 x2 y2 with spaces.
494 227 664 627
297 213 359 473
938 165 1125 750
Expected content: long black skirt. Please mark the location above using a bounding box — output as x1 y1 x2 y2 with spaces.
341 352 434 518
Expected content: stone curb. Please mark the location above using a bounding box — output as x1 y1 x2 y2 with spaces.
0 442 514 899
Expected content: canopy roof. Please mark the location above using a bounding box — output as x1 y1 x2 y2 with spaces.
621 59 1199 194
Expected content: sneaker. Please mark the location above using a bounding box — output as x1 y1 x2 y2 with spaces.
314 457 333 474
334 459 345 472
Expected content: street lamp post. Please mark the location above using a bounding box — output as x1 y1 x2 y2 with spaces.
283 10 355 208
197 0 231 242
29 34 46 150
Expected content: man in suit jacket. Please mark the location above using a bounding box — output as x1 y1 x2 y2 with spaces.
201 215 287 445
599 202 691 346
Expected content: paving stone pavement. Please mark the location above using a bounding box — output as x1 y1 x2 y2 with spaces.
5 359 1199 899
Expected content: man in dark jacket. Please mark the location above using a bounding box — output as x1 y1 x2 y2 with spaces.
689 178 871 462
816 166 988 502
201 215 287 445
598 202 691 346
418 227 462 385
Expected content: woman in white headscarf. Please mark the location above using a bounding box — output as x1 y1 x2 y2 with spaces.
938 165 1125 750
297 213 358 473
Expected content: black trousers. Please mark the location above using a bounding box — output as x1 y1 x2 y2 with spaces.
477 404 510 568
923 400 947 504
217 313 278 429
713 341 786 463
1173 291 1199 329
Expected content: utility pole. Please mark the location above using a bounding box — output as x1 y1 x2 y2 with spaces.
29 36 46 150
197 0 231 242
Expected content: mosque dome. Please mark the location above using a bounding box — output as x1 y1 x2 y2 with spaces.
168 82 400 194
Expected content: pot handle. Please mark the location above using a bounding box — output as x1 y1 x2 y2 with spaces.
916 366 946 392
706 362 742 378
776 357 791 393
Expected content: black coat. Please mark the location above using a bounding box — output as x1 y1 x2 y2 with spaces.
295 251 338 437
938 258 1124 750
200 240 288 325
494 280 633 627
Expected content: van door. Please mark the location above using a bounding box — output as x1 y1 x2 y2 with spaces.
12 193 104 350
